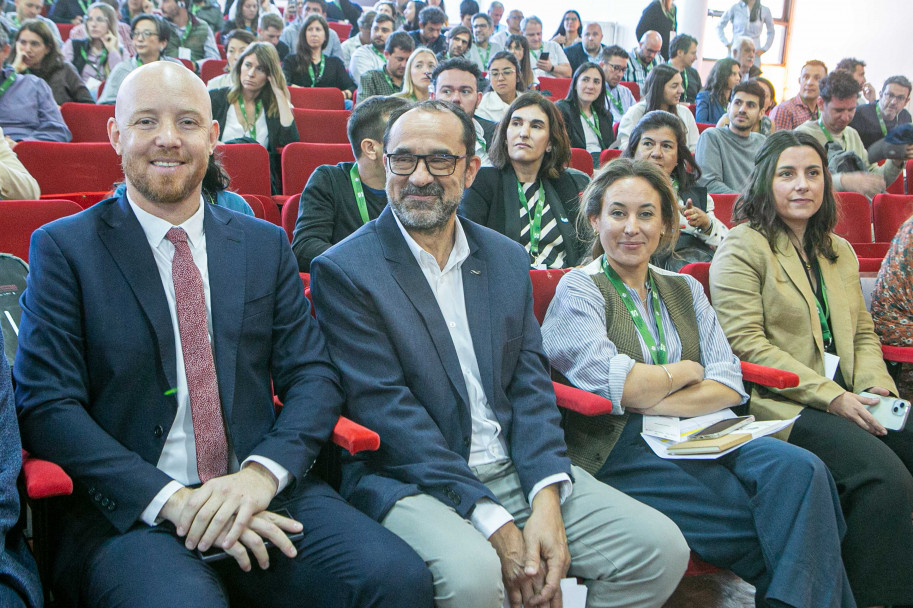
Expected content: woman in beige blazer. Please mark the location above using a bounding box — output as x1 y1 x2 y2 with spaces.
710 131 913 608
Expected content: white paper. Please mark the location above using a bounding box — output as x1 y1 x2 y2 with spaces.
640 416 800 460
824 352 840 380
178 46 192 60
642 409 737 441
85 76 101 96
501 578 587 608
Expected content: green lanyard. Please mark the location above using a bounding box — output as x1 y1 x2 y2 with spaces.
0 72 18 99
349 163 370 224
875 103 888 137
601 256 667 364
239 97 262 140
9 14 19 27
662 5 676 31
78 0 91 14
307 55 325 86
475 133 487 153
478 44 491 69
517 180 544 256
607 88 624 114
180 21 193 45
817 117 838 145
370 45 386 63
580 109 602 147
680 68 688 94
80 45 109 79
531 48 541 62
382 69 397 91
814 276 833 347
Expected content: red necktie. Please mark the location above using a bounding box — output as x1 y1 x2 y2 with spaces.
166 227 228 483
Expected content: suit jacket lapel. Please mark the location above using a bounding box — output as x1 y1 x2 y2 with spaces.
97 196 178 393
204 205 245 421
501 165 522 242
462 226 494 406
775 232 825 354
376 208 471 407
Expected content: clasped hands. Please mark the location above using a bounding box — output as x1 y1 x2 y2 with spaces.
159 462 303 571
489 485 569 608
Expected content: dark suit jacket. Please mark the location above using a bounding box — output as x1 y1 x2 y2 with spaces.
564 42 606 73
459 165 590 268
555 99 616 152
310 207 571 522
475 115 497 150
14 196 343 546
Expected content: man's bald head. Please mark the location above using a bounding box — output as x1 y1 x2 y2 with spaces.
115 62 213 125
637 30 662 64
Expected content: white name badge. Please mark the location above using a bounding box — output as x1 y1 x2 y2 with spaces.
178 47 192 60
824 352 840 380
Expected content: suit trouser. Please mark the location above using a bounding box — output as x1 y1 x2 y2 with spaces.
60 475 433 608
381 461 690 608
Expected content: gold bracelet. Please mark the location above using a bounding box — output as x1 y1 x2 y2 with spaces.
660 364 674 397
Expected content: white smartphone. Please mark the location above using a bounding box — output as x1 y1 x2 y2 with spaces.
860 392 911 431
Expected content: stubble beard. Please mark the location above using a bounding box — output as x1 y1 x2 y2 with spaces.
123 154 207 205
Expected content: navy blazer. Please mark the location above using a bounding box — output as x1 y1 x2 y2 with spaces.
14 196 343 536
311 207 571 522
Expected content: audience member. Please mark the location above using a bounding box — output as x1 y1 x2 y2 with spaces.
475 50 520 124
221 0 259 41
769 59 826 131
489 6 519 46
504 33 534 90
189 0 223 36
208 29 256 89
49 0 89 24
549 9 580 48
99 13 180 104
62 2 126 91
522 15 570 79
796 70 902 198
320 0 362 30
424 0 446 24
695 57 740 124
667 33 700 103
850 75 913 162
292 95 409 271
279 0 343 62
407 5 445 55
0 125 40 199
338 9 372 66
717 75 775 135
392 47 436 101
836 56 876 105
710 130 913 608
564 22 606 73
457 0 477 27
624 110 728 269
872 215 913 398
210 42 297 193
400 0 424 32
358 30 412 99
14 60 432 608
1 0 62 46
556 62 615 167
67 0 135 56
617 63 698 152
347 12 393 83
10 18 92 104
487 0 503 31
257 12 284 48
0 28 70 143
717 0 773 68
0 326 42 608
730 35 758 80
311 99 690 608
623 30 662 95
119 0 145 24
160 0 219 62
439 24 470 60
282 14 355 99
465 12 501 72
600 44 636 123
430 57 495 166
635 0 676 60
542 158 855 608
696 80 766 194
461 92 590 268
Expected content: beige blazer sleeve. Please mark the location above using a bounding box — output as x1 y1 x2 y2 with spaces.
709 224 895 421
0 127 40 200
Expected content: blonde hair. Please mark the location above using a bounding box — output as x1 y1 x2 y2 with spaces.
87 2 120 40
393 47 437 101
228 41 287 117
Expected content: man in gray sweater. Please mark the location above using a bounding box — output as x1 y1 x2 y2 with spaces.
695 81 767 194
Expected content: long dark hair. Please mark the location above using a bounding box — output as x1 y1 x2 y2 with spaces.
486 50 523 92
564 62 610 122
288 13 329 77
552 10 581 40
225 0 259 31
403 0 426 31
489 92 570 180
642 64 680 113
733 131 839 262
10 19 64 76
505 34 533 92
741 0 762 22
702 57 739 107
622 110 701 192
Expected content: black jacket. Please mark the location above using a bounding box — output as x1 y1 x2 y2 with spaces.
564 41 607 74
555 99 615 151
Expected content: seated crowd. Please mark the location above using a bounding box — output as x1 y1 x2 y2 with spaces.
2 1 913 607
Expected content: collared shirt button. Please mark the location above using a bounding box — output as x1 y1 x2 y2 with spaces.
449 321 456 328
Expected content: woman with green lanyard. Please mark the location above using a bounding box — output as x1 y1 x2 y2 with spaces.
475 51 521 124
391 47 436 102
460 92 590 269
211 42 298 194
282 14 356 102
711 131 913 608
556 62 615 168
98 14 180 104
9 19 93 104
61 2 125 95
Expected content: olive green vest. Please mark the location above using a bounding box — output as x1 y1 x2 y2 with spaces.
165 17 211 62
562 268 702 476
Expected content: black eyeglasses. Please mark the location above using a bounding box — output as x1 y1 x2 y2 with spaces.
385 153 467 176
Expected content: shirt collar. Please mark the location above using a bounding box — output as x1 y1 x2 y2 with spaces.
392 209 470 274
128 193 206 250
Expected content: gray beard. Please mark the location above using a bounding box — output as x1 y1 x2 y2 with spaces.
388 184 461 233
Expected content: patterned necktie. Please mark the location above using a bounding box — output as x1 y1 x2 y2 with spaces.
166 227 228 483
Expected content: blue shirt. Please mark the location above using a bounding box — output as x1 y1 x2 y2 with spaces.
0 68 71 142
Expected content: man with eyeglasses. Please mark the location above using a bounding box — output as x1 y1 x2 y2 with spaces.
850 76 913 162
623 30 661 96
565 22 607 74
600 45 635 123
311 97 688 608
430 57 494 167
465 13 502 73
